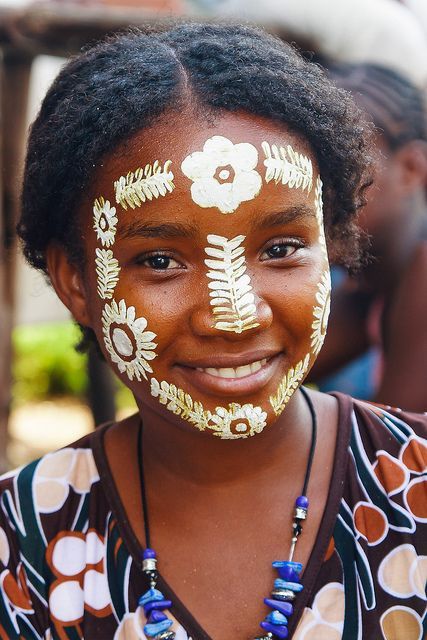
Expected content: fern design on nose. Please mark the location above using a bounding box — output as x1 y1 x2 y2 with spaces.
204 234 260 334
114 159 175 210
262 141 313 192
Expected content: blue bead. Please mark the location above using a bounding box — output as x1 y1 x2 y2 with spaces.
143 548 157 559
274 579 304 592
296 495 309 508
266 611 288 625
264 598 293 617
260 621 289 638
144 619 173 637
143 599 172 615
148 610 168 623
139 588 165 606
272 561 302 583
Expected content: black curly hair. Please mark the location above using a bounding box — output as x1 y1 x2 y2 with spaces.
18 23 373 348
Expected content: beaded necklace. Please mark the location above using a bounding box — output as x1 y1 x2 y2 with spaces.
137 386 317 640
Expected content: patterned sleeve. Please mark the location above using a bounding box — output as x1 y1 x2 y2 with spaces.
0 463 50 639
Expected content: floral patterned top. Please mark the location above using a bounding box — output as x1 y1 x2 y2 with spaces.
0 394 425 640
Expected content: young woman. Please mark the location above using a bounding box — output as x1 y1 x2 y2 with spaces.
0 24 425 640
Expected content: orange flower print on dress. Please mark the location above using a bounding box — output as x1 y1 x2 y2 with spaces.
373 451 409 496
353 501 388 546
400 436 427 474
403 477 427 522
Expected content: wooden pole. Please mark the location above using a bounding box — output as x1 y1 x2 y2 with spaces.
0 50 32 472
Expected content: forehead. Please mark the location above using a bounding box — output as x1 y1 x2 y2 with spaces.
83 110 319 236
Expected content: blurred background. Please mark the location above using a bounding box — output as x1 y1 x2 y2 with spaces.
0 0 426 472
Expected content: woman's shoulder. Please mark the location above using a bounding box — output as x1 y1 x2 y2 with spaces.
0 427 103 495
334 392 426 452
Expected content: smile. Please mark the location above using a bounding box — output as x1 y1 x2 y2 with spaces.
195 358 268 379
176 352 282 398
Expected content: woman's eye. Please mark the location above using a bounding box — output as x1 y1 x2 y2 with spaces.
142 255 181 270
262 242 300 260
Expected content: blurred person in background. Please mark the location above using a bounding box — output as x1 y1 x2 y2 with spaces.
310 64 427 411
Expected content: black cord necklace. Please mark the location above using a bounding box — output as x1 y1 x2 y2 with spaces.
137 386 317 640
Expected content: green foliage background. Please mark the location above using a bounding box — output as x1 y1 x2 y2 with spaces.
12 322 134 409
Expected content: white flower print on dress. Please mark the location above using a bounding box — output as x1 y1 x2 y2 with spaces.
93 197 118 247
310 270 331 356
102 299 157 381
181 135 262 214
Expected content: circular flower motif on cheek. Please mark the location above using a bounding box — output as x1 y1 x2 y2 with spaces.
181 135 262 214
102 299 157 382
310 270 331 356
93 197 118 247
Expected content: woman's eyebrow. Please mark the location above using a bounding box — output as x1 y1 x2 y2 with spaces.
117 219 198 240
254 205 315 230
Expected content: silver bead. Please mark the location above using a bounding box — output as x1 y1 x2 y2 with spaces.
295 506 307 520
271 588 296 602
142 557 157 572
156 632 176 640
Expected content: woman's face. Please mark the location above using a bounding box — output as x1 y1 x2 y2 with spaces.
78 111 330 438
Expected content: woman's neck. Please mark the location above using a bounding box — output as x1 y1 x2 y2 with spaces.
135 389 313 487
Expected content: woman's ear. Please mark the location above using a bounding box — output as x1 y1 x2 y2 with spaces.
46 243 91 327
394 140 427 193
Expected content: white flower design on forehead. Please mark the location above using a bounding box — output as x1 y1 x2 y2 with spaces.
181 135 262 214
102 299 157 381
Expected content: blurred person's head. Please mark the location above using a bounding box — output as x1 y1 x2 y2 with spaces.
330 64 427 255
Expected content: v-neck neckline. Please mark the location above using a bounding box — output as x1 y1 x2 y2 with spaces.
92 391 353 639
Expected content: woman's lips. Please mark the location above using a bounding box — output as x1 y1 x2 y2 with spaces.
175 353 282 398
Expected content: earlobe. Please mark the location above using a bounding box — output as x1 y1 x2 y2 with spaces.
46 243 91 326
396 140 427 193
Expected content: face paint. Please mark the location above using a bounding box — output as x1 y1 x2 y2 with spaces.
314 176 328 257
93 197 118 247
181 135 262 214
262 141 313 193
102 299 157 382
150 378 267 439
114 160 175 210
270 353 311 416
95 248 121 300
310 270 331 357
88 115 327 440
205 234 259 334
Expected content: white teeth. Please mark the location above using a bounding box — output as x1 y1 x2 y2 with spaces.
235 364 252 378
197 358 268 378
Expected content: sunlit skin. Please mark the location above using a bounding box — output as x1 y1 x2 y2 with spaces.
47 109 339 639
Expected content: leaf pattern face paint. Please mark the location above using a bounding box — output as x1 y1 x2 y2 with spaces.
181 135 262 214
95 248 120 300
270 354 311 416
114 160 175 210
102 299 157 382
150 378 267 439
205 234 259 334
310 270 331 357
262 142 313 193
86 115 331 439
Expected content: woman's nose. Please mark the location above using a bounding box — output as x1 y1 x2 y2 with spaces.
190 288 273 338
